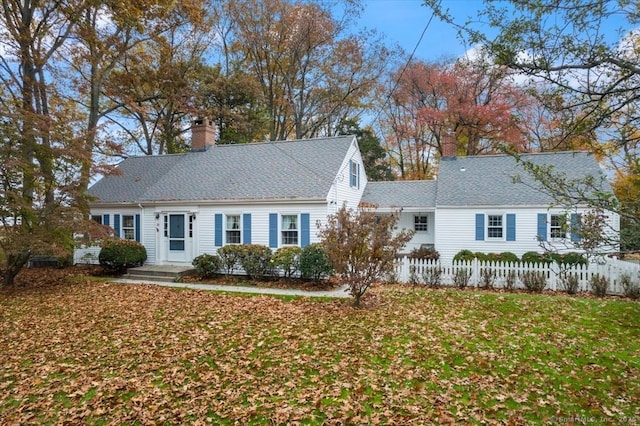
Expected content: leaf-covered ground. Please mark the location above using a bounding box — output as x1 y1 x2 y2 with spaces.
1 268 639 425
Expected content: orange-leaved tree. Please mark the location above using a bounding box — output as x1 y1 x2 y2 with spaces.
318 205 414 307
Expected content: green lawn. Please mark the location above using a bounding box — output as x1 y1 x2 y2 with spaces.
1 272 638 424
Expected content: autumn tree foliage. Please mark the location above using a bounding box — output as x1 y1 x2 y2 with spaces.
318 205 414 307
225 0 390 140
612 160 640 252
100 1 214 155
381 57 529 179
425 0 640 253
0 0 89 286
62 0 200 191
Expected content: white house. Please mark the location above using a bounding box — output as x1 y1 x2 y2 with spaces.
86 119 618 265
364 152 619 261
87 119 366 265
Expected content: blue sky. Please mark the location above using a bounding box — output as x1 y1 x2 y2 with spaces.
354 0 635 62
355 0 487 61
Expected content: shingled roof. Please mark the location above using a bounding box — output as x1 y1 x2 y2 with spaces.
89 135 356 203
436 151 609 207
361 181 437 209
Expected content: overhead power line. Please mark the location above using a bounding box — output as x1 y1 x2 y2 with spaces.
370 1 440 131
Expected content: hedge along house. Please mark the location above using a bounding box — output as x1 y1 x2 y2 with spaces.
87 119 366 265
87 119 619 265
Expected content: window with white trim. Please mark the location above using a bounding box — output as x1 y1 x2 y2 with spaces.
350 161 359 188
487 215 503 239
122 215 135 240
226 215 241 244
282 215 298 245
550 214 566 239
414 215 428 232
91 215 102 225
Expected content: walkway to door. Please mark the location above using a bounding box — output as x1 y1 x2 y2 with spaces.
117 265 350 299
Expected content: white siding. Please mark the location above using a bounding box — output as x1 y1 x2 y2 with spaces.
398 212 435 253
142 210 157 264
434 207 601 263
135 202 329 264
327 138 367 212
89 207 143 240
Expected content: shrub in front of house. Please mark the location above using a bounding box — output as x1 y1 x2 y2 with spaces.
479 267 496 289
553 252 588 267
453 249 475 263
505 270 518 290
560 272 580 295
217 245 243 276
422 265 442 288
621 274 640 300
408 247 440 260
271 246 303 278
192 254 222 279
453 268 472 289
238 244 272 280
99 238 147 274
474 252 489 262
300 243 333 281
521 270 547 292
590 274 609 297
498 252 519 263
521 251 553 265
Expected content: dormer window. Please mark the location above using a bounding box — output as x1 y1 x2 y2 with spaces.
349 160 360 188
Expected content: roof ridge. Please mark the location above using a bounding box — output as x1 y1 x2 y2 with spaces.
212 134 355 149
456 150 591 160
367 179 436 184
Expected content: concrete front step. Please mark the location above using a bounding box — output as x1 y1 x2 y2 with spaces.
124 265 195 282
121 274 180 283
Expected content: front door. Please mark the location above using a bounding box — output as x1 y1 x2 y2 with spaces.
165 213 188 262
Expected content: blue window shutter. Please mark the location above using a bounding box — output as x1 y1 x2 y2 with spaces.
301 213 310 247
475 214 485 241
570 213 581 242
214 214 223 246
103 214 110 226
357 163 360 189
243 213 252 244
135 214 141 242
506 214 516 241
537 213 548 241
269 213 278 248
114 214 121 238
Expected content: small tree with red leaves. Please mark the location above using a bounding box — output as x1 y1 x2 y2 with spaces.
318 205 414 307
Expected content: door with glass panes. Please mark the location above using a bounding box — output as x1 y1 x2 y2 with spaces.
163 213 192 262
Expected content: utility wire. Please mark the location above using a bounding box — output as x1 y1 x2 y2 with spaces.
370 2 440 132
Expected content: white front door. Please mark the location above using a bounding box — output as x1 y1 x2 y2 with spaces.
165 213 190 263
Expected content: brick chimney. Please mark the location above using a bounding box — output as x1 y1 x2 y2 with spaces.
441 133 457 158
191 118 216 151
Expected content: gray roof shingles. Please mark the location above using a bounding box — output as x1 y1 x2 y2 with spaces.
90 140 609 210
435 151 610 207
89 136 356 203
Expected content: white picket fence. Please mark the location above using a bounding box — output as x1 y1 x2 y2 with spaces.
394 257 640 295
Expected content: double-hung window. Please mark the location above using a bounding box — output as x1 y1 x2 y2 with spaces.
226 215 241 244
414 215 428 232
91 215 103 225
350 161 359 188
282 215 298 245
550 214 566 239
122 215 135 240
487 215 503 239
